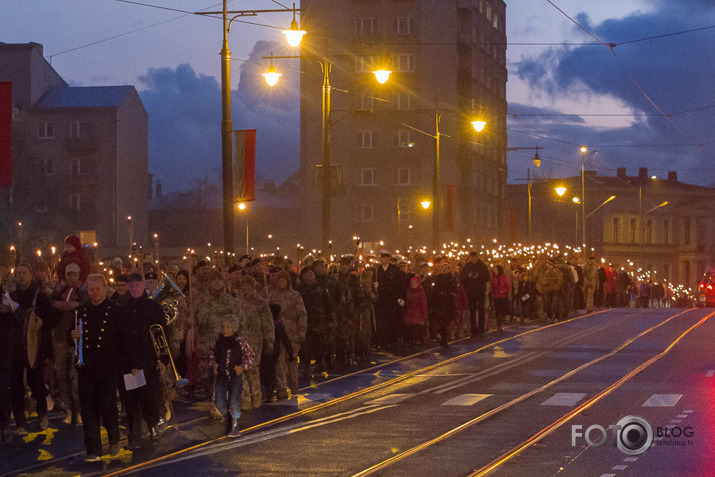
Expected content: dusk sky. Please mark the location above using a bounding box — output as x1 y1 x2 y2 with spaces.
3 0 714 192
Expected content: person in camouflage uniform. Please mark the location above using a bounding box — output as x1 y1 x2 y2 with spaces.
194 270 241 394
268 270 307 398
582 256 599 313
236 275 274 410
335 256 360 366
353 268 376 363
311 259 338 365
297 268 333 372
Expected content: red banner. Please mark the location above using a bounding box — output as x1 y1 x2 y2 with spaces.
0 82 11 187
234 129 256 202
445 185 454 232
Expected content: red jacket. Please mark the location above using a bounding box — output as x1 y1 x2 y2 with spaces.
491 274 511 299
404 278 428 325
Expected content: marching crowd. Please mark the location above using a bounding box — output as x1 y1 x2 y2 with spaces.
0 234 675 461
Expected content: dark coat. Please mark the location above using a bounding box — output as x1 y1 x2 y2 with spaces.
460 260 490 295
76 299 121 373
10 283 54 365
376 264 405 305
120 293 165 372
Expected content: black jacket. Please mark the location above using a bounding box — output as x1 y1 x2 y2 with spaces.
10 283 54 364
76 299 121 372
460 260 490 293
120 293 165 372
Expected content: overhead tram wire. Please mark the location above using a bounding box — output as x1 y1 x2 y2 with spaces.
546 0 689 139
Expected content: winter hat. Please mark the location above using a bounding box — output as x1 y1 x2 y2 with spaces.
410 276 421 287
64 235 82 251
221 314 240 333
277 270 291 286
65 262 81 274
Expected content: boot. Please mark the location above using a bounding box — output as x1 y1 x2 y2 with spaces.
228 418 240 438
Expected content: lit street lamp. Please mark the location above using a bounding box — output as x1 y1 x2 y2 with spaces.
263 53 390 252
196 2 302 256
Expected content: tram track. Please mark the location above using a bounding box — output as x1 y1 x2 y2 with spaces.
348 308 712 477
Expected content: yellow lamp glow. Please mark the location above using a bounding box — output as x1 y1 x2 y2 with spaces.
471 120 486 132
421 200 431 209
237 202 247 210
282 18 306 47
263 65 282 87
372 69 391 84
555 186 567 196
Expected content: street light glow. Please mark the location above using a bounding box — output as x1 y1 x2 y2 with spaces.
471 120 487 132
421 200 431 209
237 202 247 210
372 69 391 84
282 15 306 47
555 186 567 197
263 64 282 87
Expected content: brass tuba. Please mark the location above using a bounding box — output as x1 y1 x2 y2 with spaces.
149 273 185 325
150 323 188 388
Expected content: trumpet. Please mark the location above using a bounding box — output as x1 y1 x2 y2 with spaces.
74 310 85 368
150 324 188 387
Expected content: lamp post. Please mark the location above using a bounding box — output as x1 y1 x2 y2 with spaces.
507 146 542 241
263 54 390 252
17 222 22 264
197 2 302 256
579 146 597 259
237 202 249 255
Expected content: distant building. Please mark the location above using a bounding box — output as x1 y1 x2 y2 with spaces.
0 42 148 257
299 0 508 251
505 167 715 288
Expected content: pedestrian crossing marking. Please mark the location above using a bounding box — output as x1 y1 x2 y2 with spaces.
441 394 492 406
541 393 587 406
365 393 415 405
643 394 682 407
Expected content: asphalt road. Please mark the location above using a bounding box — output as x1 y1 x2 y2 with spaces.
3 307 713 477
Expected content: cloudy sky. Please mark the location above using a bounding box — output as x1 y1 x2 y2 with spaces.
3 0 714 191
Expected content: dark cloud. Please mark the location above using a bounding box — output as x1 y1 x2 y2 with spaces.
510 2 715 186
137 40 299 193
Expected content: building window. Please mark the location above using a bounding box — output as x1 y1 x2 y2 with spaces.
356 204 375 222
395 168 411 185
71 157 85 176
393 130 413 148
355 55 377 73
664 219 672 244
355 168 377 186
393 17 413 34
486 3 492 21
394 92 412 110
493 13 499 29
612 217 620 243
629 218 636 243
70 121 95 139
356 95 374 110
392 54 415 72
355 17 377 35
356 131 378 148
684 217 691 245
39 158 54 176
37 122 54 139
69 194 81 211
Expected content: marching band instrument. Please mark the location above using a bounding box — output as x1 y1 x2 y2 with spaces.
150 323 188 387
149 273 185 325
74 310 85 367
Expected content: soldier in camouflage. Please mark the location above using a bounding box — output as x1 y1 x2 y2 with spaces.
236 275 274 410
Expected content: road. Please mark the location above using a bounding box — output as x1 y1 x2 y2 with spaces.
2 307 713 476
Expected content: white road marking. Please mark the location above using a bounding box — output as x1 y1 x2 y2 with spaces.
683 409 693 413
600 474 617 477
541 393 587 406
706 370 714 377
643 394 682 407
364 393 415 405
676 415 687 418
612 465 628 470
623 457 638 462
441 394 492 406
671 419 682 423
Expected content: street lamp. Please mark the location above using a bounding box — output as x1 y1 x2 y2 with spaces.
196 2 302 256
579 146 597 258
555 186 567 197
264 53 390 252
508 146 542 241
17 222 22 264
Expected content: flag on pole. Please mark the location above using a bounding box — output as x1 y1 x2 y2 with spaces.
234 129 256 202
0 82 12 188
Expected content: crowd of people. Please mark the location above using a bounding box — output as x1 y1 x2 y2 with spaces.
0 234 680 461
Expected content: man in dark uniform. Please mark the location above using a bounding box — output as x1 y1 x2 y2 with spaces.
374 250 405 350
0 254 19 441
72 274 121 462
460 251 490 338
121 273 165 449
9 263 54 433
